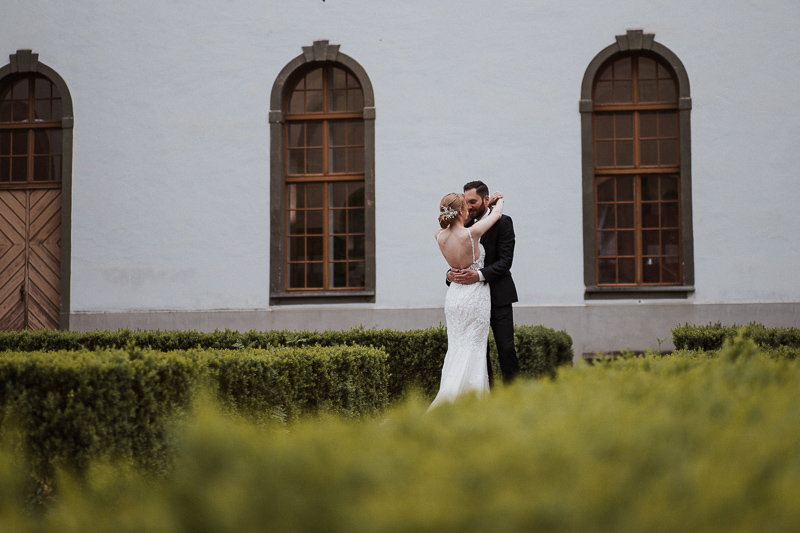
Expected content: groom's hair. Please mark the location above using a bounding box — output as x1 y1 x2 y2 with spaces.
463 180 489 198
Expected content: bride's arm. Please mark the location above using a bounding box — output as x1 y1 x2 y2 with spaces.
469 195 504 239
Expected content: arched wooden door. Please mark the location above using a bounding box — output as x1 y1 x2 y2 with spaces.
0 51 72 330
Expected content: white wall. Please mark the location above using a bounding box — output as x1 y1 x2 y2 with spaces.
2 0 799 318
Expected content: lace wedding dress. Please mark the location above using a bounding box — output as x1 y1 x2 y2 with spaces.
429 227 491 411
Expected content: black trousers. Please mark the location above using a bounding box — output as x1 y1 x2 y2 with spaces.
486 303 519 385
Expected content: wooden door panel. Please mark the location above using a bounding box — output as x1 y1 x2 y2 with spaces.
0 188 61 330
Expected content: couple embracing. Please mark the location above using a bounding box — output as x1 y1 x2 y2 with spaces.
429 180 520 411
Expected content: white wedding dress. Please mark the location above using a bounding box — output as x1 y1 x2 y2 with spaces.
429 227 491 411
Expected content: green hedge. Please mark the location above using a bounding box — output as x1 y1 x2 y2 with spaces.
0 325 574 400
671 322 800 351
0 344 388 477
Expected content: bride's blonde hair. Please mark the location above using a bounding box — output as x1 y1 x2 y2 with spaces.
438 193 465 229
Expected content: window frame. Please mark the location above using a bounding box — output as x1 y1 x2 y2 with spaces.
580 30 694 300
269 41 376 305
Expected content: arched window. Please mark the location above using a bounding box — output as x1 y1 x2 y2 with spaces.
269 41 375 304
0 50 73 329
580 30 694 299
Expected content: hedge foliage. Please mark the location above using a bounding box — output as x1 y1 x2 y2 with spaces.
0 325 574 400
0 344 388 478
3 335 800 532
671 322 800 351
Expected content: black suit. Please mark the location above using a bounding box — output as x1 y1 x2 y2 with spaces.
463 214 520 384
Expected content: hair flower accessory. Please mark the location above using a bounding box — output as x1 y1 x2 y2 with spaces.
440 205 458 220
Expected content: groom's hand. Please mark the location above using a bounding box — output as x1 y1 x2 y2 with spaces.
452 269 479 285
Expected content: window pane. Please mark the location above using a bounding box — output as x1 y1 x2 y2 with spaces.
0 102 11 122
287 184 300 209
307 184 324 207
288 210 304 235
597 203 615 229
658 79 677 102
348 261 365 286
288 149 304 174
330 147 346 173
614 80 632 103
288 263 305 288
329 121 346 146
307 262 323 288
51 155 61 181
332 68 347 89
661 175 679 200
640 113 657 138
307 122 323 146
0 131 9 155
614 57 632 78
306 90 323 113
640 140 658 166
642 230 660 256
332 235 347 260
639 80 657 103
33 130 51 155
597 231 616 257
659 112 678 137
618 230 635 256
617 204 633 228
306 210 323 234
306 148 323 173
332 262 347 287
347 147 364 173
615 113 633 138
11 157 26 181
660 139 678 166
617 176 634 201
595 141 613 167
662 202 679 228
348 121 364 144
642 203 660 228
11 131 27 155
598 258 616 284
641 177 660 201
349 235 365 260
643 257 660 283
347 89 364 112
662 256 680 283
618 258 635 283
662 229 680 255
330 182 348 209
288 237 305 261
638 57 656 79
34 99 51 121
289 92 304 114
615 140 633 166
33 156 51 181
306 68 323 90
307 237 323 261
0 159 9 182
12 78 28 100
595 115 613 139
288 124 304 147
596 177 614 202
330 89 346 112
594 81 612 104
348 208 365 233
331 208 346 233
348 184 365 207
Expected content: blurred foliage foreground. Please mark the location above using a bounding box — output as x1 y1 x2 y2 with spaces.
3 334 800 532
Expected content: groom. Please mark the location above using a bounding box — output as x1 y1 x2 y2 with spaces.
448 180 520 384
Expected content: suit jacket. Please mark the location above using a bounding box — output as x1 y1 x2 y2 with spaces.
470 214 518 307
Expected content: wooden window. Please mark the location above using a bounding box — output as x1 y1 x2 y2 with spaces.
283 65 366 292
592 54 682 287
0 73 63 185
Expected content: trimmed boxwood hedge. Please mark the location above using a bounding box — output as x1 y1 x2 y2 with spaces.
671 322 800 351
0 344 389 477
0 325 574 400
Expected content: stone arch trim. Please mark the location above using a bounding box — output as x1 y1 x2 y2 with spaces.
579 31 695 299
268 41 376 304
0 50 73 327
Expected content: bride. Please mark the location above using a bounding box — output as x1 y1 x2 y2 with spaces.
428 190 504 410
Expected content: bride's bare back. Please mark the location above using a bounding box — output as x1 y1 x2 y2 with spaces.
435 196 504 270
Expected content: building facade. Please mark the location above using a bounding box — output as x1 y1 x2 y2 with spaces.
1 1 798 356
